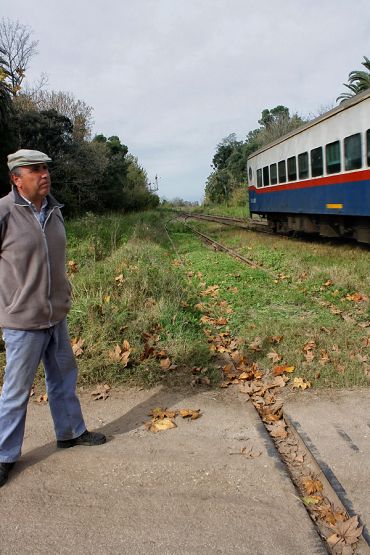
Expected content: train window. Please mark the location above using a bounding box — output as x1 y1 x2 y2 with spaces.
344 133 362 170
249 167 253 181
326 141 341 174
311 147 323 177
257 168 262 187
263 166 269 186
278 160 287 183
298 152 309 179
287 156 297 181
367 130 370 166
270 163 277 185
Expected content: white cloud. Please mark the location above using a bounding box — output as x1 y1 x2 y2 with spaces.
2 0 370 200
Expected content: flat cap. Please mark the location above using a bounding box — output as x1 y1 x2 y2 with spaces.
7 149 52 171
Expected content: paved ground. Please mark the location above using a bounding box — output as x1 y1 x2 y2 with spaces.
285 388 370 547
0 387 327 555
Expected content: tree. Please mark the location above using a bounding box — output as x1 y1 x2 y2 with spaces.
256 105 304 145
337 56 370 103
212 134 241 171
0 18 38 95
0 46 12 129
24 89 94 141
204 106 305 204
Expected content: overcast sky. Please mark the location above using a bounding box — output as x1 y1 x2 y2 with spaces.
2 0 370 201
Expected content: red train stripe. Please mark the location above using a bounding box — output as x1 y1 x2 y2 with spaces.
249 168 370 194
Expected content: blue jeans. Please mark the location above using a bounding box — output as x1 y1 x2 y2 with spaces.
0 319 86 462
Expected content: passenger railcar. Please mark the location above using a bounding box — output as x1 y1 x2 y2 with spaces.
247 90 370 243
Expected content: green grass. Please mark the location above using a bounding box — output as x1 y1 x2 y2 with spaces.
1 209 368 390
167 218 370 389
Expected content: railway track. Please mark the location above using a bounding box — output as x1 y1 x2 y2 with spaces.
179 211 271 234
178 217 260 268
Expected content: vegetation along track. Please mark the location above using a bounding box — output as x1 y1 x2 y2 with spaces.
179 211 271 234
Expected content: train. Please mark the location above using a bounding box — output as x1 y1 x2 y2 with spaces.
247 89 370 244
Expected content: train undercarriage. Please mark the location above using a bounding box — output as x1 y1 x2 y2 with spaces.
263 213 370 245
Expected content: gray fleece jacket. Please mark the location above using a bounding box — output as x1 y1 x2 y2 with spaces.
0 187 72 330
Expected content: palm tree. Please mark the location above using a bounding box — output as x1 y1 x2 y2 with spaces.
337 56 370 103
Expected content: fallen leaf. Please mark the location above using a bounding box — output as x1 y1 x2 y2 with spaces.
302 496 321 506
108 341 131 367
179 409 201 420
292 377 311 389
91 383 110 401
266 420 288 438
146 418 177 433
302 476 323 495
160 357 172 370
273 364 295 375
267 351 282 363
345 292 367 303
71 337 85 357
149 407 177 419
303 340 316 353
67 260 78 274
270 335 284 344
319 350 330 365
249 337 262 352
36 393 48 403
327 515 363 546
115 273 124 285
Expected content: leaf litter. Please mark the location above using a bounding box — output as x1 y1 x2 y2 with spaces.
144 407 202 433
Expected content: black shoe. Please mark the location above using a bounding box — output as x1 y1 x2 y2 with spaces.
0 462 15 487
57 430 106 449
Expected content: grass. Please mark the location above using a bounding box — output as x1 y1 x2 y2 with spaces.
1 208 369 390
66 212 213 387
170 218 370 388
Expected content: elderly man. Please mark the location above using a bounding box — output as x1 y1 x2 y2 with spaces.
0 149 106 488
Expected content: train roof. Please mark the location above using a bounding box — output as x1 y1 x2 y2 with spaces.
247 88 370 161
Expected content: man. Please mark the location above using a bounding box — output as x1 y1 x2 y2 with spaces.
0 149 106 488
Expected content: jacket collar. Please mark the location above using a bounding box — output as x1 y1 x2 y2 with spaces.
12 186 63 209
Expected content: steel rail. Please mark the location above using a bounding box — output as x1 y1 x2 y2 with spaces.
179 216 262 269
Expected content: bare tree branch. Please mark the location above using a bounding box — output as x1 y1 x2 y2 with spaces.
0 17 38 95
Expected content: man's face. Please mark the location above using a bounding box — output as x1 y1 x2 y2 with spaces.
12 163 51 205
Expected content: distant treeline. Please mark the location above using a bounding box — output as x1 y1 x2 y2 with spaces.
0 18 159 216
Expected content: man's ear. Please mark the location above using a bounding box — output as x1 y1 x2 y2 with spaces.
11 173 21 188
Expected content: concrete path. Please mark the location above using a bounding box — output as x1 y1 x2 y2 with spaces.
285 388 370 546
0 387 326 555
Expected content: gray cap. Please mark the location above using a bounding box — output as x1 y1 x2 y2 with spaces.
7 149 52 171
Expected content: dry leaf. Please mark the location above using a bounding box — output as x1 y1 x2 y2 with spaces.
327 515 363 546
115 273 124 285
160 357 172 370
179 409 201 420
146 418 177 433
36 393 48 403
303 340 316 353
266 421 288 438
249 337 262 352
91 383 110 401
273 364 295 375
302 476 323 495
270 335 284 344
267 351 282 363
71 337 85 357
67 260 78 273
108 341 131 367
149 407 177 419
292 377 311 389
